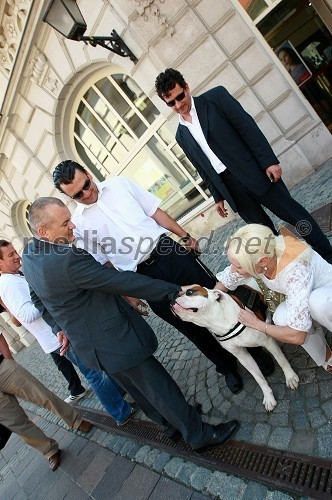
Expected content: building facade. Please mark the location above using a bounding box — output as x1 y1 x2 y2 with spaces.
0 0 331 350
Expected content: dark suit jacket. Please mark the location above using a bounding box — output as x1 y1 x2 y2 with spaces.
22 238 180 374
176 86 279 212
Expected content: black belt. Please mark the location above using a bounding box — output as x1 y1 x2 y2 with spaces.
138 234 167 268
219 169 230 179
0 354 4 364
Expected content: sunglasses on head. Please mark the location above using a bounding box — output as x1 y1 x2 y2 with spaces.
165 89 186 107
71 177 91 200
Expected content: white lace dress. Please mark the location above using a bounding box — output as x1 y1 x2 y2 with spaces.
217 251 332 366
216 250 332 332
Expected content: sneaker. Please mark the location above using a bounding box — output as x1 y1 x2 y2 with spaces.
64 391 86 404
117 403 140 426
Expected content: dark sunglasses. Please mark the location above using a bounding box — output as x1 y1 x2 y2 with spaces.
165 89 186 107
71 177 91 200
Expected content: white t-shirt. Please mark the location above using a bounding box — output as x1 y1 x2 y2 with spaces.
0 274 60 353
73 176 166 271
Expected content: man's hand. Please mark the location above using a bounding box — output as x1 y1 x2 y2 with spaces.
57 331 70 356
122 296 149 316
266 164 282 182
183 236 201 253
215 200 228 218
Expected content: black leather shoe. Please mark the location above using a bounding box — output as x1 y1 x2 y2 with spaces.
250 348 275 376
117 402 139 426
225 371 243 394
195 420 240 454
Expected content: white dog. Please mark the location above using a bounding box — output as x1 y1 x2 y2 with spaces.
171 286 299 412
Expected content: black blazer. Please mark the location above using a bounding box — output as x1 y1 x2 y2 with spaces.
22 238 180 374
176 86 279 211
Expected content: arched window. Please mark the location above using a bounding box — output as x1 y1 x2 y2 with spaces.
73 73 210 220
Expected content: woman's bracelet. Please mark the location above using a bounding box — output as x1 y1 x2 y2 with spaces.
264 323 268 335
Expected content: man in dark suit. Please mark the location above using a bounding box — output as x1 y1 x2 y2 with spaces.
155 68 332 263
22 197 239 453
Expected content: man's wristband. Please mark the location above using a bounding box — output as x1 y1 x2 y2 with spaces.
180 232 191 243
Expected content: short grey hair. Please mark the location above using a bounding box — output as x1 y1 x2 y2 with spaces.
29 197 66 233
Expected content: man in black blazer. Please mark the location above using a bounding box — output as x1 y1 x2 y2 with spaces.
155 69 332 263
22 197 239 453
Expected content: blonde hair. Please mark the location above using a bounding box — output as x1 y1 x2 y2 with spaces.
227 224 276 276
227 224 311 276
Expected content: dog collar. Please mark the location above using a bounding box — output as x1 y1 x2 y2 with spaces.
213 322 246 342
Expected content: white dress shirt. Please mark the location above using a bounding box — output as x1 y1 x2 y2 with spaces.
0 273 60 353
73 176 166 271
179 97 227 173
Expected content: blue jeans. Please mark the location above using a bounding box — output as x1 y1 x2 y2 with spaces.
65 347 131 424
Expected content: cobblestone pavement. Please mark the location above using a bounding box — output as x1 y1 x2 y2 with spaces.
1 160 331 499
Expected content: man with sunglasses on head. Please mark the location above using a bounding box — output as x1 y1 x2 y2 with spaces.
52 161 275 395
155 68 332 264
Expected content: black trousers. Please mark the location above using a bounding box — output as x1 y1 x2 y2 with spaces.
221 171 332 259
112 355 212 448
137 237 263 374
50 351 85 396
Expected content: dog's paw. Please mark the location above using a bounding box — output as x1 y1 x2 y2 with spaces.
263 394 277 412
286 372 300 390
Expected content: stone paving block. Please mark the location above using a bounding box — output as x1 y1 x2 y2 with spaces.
119 439 137 458
89 428 108 446
268 427 293 450
144 448 160 468
18 455 50 496
265 490 294 499
12 489 28 500
317 423 332 459
12 445 39 477
291 411 311 431
252 423 272 445
59 435 89 472
77 446 115 493
268 411 289 427
112 463 159 500
289 431 317 456
62 482 91 500
153 451 171 472
0 471 23 499
305 396 320 411
189 466 213 491
126 442 142 460
0 437 24 462
41 471 77 500
307 408 327 429
191 492 211 499
111 436 128 454
30 467 61 500
176 461 197 484
54 426 77 449
149 476 192 500
66 440 101 480
91 454 135 498
135 445 151 463
207 471 247 499
242 480 269 499
16 452 44 487
164 457 185 478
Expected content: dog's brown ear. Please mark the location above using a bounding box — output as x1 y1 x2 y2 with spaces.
212 290 223 302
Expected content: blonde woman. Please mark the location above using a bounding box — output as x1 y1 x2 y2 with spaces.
215 224 332 372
